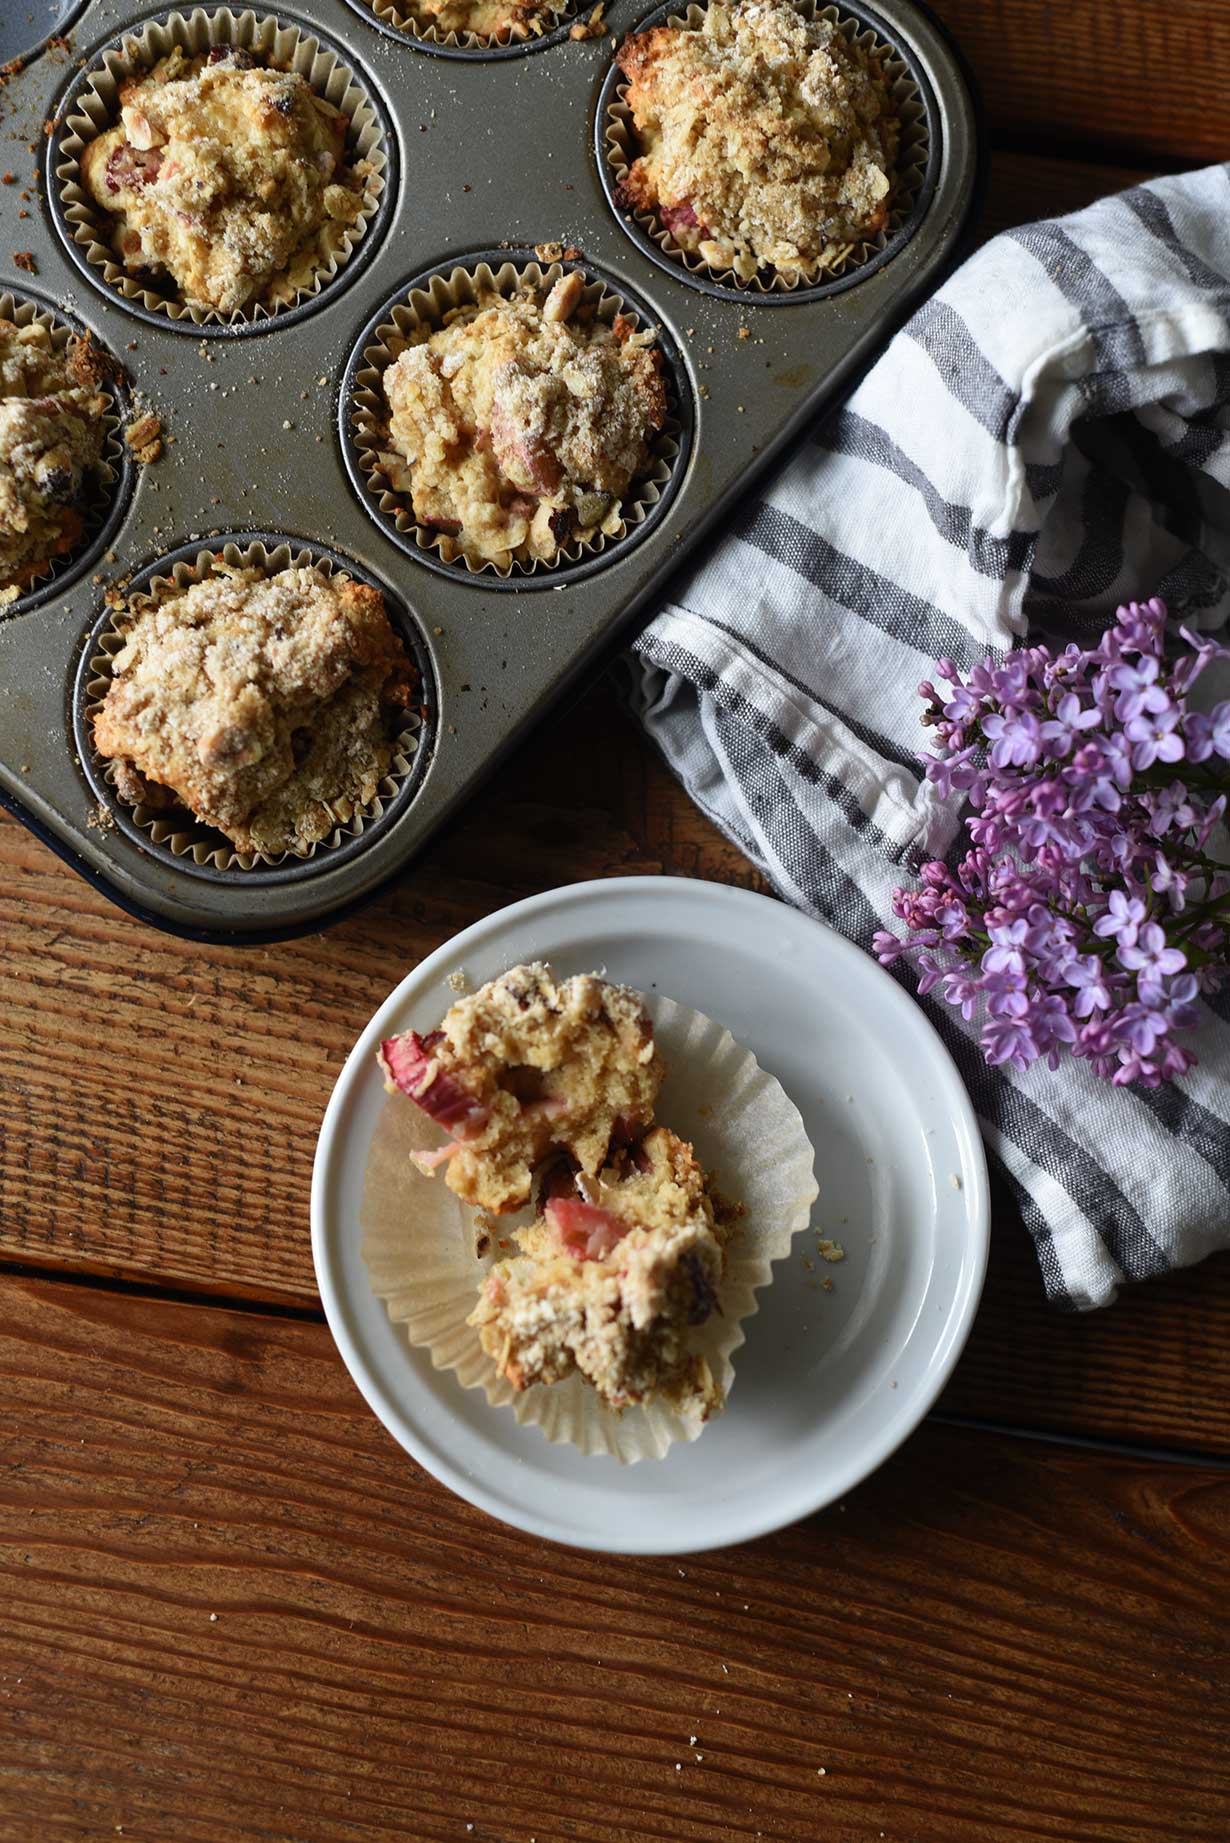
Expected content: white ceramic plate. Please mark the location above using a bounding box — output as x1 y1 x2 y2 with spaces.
312 876 989 1555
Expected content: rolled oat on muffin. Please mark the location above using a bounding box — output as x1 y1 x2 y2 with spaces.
380 275 666 570
92 562 416 855
469 1126 731 1416
616 0 899 283
378 962 665 1214
0 319 108 597
80 45 368 315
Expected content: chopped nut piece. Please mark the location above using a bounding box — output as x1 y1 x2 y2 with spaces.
543 269 584 323
124 411 163 464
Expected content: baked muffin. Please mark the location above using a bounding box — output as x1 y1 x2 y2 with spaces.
380 272 666 570
379 963 665 1214
469 1127 729 1415
0 319 108 597
400 0 561 41
616 0 899 282
80 46 367 315
92 563 416 854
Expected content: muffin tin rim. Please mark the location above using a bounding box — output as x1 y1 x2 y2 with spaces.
594 0 942 306
337 246 698 592
71 529 440 884
43 0 401 339
0 283 138 618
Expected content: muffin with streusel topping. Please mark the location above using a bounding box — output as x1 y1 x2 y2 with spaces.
616 0 900 283
0 318 109 599
92 562 416 855
380 271 667 571
81 45 368 315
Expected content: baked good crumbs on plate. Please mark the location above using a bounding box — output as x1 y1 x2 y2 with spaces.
615 0 900 283
92 563 416 855
380 272 667 570
80 46 368 315
397 0 563 43
378 962 664 1214
469 1127 731 1416
0 319 108 598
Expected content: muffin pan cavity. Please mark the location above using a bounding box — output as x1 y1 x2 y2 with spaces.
598 0 938 302
0 289 136 619
341 250 694 588
48 5 395 334
73 534 436 880
0 0 977 939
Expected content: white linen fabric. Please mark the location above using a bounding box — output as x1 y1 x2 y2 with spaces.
624 164 1230 1309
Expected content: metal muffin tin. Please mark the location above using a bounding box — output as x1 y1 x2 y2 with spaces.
0 0 979 941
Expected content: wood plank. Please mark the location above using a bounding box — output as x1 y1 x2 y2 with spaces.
0 684 759 1310
5 670 1230 1459
928 0 1230 164
1 1271 1228 1843
942 1189 1230 1455
975 149 1153 242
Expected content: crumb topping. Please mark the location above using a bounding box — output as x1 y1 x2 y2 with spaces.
469 1126 730 1415
381 279 666 569
80 47 368 314
406 0 562 40
616 0 899 281
0 318 107 594
92 563 415 854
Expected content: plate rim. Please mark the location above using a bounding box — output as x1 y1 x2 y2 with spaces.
311 875 990 1553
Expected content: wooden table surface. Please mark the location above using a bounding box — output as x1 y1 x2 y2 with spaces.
4 3 1230 1839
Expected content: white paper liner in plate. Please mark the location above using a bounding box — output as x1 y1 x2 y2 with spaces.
53 7 389 328
362 991 819 1462
83 537 424 870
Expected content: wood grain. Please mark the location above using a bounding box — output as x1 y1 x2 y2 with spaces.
0 685 758 1306
4 668 1230 1459
1 1271 1227 1843
928 0 1230 163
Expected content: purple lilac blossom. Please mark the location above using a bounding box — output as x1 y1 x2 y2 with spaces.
880 598 1229 1085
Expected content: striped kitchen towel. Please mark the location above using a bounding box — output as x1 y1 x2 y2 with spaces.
623 162 1230 1310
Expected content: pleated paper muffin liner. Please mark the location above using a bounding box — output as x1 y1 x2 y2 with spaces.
362 990 819 1463
347 256 683 580
52 7 389 330
0 292 128 614
602 0 930 295
82 538 425 872
352 0 574 55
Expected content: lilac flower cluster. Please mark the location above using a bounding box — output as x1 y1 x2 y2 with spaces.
874 598 1230 1086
